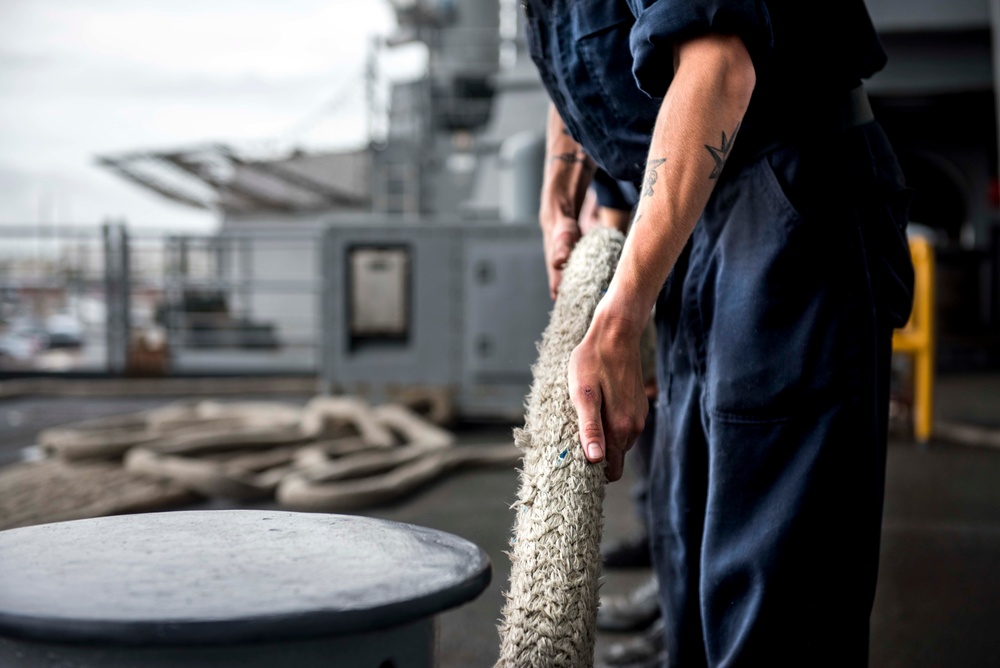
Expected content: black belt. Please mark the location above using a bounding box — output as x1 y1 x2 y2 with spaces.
728 85 876 170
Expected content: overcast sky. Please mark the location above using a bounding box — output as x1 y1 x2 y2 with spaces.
0 0 416 232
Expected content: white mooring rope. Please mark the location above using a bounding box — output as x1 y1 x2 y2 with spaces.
496 227 625 667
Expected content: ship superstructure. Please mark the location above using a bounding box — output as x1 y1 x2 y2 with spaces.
84 0 1000 408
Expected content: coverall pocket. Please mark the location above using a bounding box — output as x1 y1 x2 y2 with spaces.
704 154 860 423
569 0 635 111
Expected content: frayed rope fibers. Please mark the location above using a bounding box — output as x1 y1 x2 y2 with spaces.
496 227 625 667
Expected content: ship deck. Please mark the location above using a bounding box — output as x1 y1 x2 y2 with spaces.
0 374 998 666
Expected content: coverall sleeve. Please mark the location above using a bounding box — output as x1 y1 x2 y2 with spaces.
628 0 774 98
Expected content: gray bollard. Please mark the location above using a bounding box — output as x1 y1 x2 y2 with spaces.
0 510 491 667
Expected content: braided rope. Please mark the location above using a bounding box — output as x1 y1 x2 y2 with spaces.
496 227 625 667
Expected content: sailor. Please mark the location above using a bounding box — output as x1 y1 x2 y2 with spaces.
524 0 915 665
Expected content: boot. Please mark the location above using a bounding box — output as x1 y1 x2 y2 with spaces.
596 575 661 632
598 617 667 668
601 531 652 569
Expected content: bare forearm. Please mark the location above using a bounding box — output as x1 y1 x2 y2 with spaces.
539 104 598 299
541 104 595 221
567 34 756 477
598 34 756 334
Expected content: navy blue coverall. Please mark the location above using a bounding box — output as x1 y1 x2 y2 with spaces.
522 0 915 665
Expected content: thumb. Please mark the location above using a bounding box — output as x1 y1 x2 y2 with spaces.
572 384 606 463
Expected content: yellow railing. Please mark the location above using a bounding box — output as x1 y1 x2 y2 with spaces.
892 236 935 443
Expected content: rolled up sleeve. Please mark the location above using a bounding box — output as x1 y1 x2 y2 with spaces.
628 0 773 98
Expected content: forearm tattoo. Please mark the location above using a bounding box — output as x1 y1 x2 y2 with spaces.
549 152 595 176
641 158 666 198
704 122 740 180
550 151 588 165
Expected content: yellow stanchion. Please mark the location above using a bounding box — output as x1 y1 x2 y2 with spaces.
892 236 935 443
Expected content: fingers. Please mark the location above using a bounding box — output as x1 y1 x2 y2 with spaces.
604 404 647 482
546 265 563 301
605 448 625 482
567 330 648 483
549 218 580 270
644 378 659 399
543 218 580 299
550 231 576 270
603 410 644 479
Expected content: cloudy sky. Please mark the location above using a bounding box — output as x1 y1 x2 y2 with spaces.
0 0 418 232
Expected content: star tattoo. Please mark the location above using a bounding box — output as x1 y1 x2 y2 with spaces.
704 122 740 180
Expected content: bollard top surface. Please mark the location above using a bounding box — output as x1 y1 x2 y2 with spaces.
0 510 491 645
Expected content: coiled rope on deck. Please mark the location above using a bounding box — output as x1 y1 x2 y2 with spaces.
0 397 520 530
